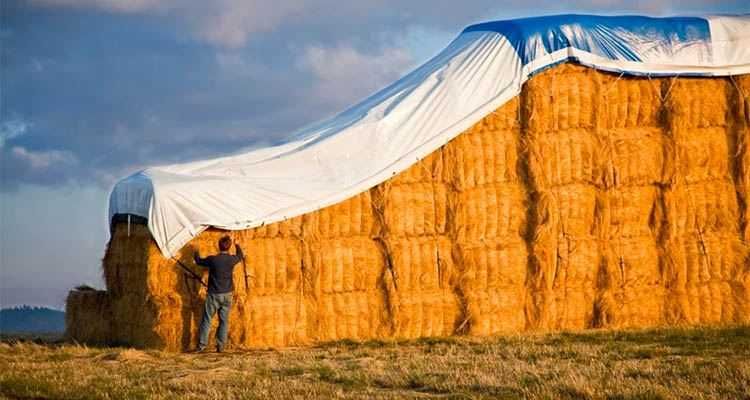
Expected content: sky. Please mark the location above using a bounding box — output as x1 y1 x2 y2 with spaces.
1 0 749 310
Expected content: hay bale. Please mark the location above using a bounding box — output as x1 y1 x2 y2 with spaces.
388 150 445 186
596 186 659 240
530 236 599 330
65 288 111 345
450 183 527 242
526 129 601 189
666 79 730 130
443 99 521 190
596 238 663 328
596 74 662 129
241 215 303 239
375 182 448 238
535 184 598 236
384 236 458 338
305 237 388 341
523 64 597 133
598 128 665 188
302 191 377 239
455 239 527 334
663 181 740 236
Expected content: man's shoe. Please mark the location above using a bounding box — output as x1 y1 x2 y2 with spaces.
194 345 207 353
216 345 225 353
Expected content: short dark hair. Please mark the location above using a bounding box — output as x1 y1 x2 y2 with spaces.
218 236 232 251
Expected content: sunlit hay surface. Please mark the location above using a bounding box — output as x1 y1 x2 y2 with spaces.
3 326 750 400
68 63 750 350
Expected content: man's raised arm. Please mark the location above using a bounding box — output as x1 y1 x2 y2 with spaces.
194 251 209 267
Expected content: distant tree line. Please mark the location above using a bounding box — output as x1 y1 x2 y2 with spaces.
0 306 65 333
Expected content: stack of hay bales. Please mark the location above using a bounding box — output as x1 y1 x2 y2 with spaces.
102 223 165 347
736 76 750 318
66 63 750 350
302 191 387 342
523 64 601 330
372 151 459 338
227 218 308 347
443 97 529 335
593 73 665 328
663 78 748 324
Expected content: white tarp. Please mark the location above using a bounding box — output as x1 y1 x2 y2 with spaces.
110 14 750 257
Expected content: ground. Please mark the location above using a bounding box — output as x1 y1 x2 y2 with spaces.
1 326 749 399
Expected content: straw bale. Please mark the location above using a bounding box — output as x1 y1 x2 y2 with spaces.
376 182 448 238
534 184 598 237
454 239 527 334
530 236 599 330
596 74 662 129
450 183 527 242
65 289 111 344
390 288 459 338
665 78 729 129
241 216 303 239
305 237 383 294
526 129 601 189
523 64 597 133
477 96 521 131
664 233 748 324
302 191 377 239
387 236 454 291
243 293 309 347
455 239 528 290
239 238 302 296
596 237 663 328
384 236 459 338
596 185 659 240
315 291 387 341
444 128 520 190
103 224 152 298
662 181 739 236
443 100 520 190
388 148 444 186
598 128 665 188
664 127 733 184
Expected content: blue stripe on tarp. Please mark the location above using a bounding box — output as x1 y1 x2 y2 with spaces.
463 14 711 66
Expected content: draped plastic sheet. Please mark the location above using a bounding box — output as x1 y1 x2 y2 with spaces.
109 14 750 257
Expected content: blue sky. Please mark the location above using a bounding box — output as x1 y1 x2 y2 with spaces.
2 0 749 309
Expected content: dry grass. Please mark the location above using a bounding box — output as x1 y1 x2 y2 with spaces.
3 326 750 399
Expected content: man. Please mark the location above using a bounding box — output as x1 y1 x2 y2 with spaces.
194 235 244 352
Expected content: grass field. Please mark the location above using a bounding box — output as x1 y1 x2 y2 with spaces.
1 326 749 399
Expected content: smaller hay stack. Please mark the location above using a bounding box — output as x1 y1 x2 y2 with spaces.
65 287 111 345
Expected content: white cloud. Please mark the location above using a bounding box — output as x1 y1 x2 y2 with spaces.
11 146 78 169
298 44 414 109
0 119 32 148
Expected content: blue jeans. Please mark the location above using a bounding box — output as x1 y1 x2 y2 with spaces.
198 292 233 349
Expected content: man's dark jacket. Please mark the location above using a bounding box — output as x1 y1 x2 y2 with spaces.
194 246 244 294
